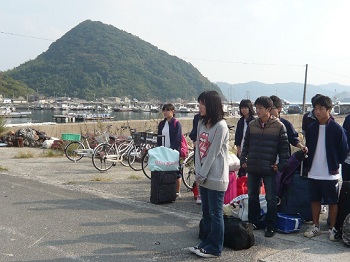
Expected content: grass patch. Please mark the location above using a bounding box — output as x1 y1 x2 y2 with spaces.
129 174 142 180
64 181 81 185
41 149 64 157
90 176 113 182
0 166 9 171
14 151 34 159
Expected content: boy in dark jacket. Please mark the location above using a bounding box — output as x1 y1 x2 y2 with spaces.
240 96 290 237
303 95 348 241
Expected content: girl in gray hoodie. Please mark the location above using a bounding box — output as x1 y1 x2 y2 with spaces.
189 90 229 258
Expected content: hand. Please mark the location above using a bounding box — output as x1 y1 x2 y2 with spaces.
301 146 308 154
242 163 247 169
271 163 278 172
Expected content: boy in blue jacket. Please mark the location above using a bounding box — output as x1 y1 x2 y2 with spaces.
303 95 348 241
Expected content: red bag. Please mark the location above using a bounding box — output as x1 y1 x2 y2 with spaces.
173 120 188 159
236 176 265 196
224 171 238 204
237 176 248 196
192 181 199 199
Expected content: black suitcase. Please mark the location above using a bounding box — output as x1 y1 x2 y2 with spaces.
150 171 177 204
336 181 350 230
278 171 312 221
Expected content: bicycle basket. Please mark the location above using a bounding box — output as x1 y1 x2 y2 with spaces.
95 133 108 144
132 132 142 145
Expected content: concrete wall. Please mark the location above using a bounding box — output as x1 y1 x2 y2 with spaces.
5 114 309 139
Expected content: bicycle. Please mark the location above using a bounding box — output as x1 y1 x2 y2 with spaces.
63 125 112 162
91 127 140 172
127 131 157 171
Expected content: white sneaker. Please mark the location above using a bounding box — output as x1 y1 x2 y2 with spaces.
176 192 181 198
328 227 339 241
196 196 202 205
304 225 321 238
320 205 328 214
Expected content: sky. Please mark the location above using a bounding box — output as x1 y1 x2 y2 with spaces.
1 0 350 86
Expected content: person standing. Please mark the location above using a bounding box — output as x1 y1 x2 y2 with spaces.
240 96 290 237
270 95 307 155
342 114 350 181
189 90 229 258
189 113 201 204
303 95 348 241
234 99 255 177
157 103 183 196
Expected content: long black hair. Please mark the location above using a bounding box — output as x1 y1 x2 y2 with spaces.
198 90 224 126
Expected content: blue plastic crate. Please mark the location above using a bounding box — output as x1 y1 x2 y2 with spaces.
276 213 302 233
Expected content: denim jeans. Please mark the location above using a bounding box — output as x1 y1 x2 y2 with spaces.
248 173 277 230
199 186 225 256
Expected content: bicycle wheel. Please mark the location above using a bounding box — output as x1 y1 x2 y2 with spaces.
141 152 151 179
64 141 85 162
128 145 143 171
92 143 116 171
118 142 132 167
181 151 195 190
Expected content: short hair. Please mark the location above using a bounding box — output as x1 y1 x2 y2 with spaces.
254 96 273 109
198 90 224 126
162 103 175 111
239 99 255 117
270 95 283 109
313 95 333 110
311 94 322 107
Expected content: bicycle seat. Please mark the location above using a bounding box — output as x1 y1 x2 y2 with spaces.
81 135 88 139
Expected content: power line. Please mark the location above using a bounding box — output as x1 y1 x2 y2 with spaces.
181 57 304 67
0 31 55 41
311 66 350 80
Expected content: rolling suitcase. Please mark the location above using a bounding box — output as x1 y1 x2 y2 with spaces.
335 181 350 230
150 171 177 204
278 171 312 221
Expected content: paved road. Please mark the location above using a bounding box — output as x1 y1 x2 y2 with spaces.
0 147 349 261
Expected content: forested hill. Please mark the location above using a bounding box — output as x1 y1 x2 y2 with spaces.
6 20 221 101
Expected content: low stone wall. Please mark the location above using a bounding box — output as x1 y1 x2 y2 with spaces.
5 114 310 139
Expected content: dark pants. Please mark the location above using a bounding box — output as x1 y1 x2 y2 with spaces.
248 173 277 230
342 162 350 182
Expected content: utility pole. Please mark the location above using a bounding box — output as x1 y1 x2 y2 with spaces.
302 64 308 114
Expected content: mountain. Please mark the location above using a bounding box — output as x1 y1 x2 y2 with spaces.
0 73 35 99
5 20 221 101
217 81 350 103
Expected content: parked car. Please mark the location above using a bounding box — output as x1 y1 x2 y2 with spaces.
287 104 302 114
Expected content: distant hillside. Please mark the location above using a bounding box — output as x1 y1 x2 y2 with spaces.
5 20 221 101
0 73 35 99
217 81 350 103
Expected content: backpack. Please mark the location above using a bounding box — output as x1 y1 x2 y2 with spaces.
173 120 189 159
199 216 255 250
342 213 350 247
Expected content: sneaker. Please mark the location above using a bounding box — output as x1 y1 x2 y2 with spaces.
196 196 202 205
176 192 181 197
265 228 275 237
188 246 200 254
328 227 340 241
320 205 328 214
304 225 321 238
194 248 220 258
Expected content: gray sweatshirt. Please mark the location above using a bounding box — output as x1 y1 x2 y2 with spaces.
195 119 229 191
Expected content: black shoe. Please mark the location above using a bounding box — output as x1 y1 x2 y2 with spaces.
265 228 275 237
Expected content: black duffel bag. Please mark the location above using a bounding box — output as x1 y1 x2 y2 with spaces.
199 216 255 250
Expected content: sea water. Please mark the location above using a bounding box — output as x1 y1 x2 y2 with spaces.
5 109 196 125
